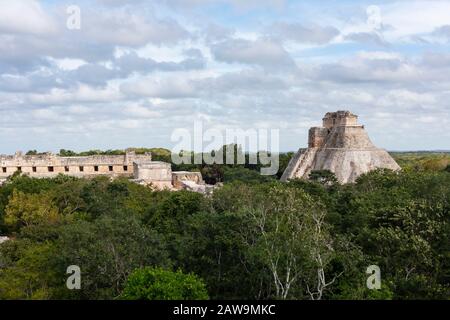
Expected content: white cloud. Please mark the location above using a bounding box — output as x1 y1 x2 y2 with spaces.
120 76 197 99
270 22 339 44
32 108 60 121
0 0 56 35
51 58 87 71
377 89 437 109
163 0 286 12
68 105 90 114
118 119 143 129
27 85 123 105
380 0 450 41
124 104 161 118
313 51 421 84
211 38 295 68
344 32 388 46
84 11 190 46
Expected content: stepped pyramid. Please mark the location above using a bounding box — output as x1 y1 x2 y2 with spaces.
281 111 400 183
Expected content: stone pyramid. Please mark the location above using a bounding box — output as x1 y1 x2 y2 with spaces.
281 111 400 184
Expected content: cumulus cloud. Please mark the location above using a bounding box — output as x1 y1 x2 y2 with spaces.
0 0 56 35
422 52 450 68
60 51 206 87
203 23 235 43
162 0 286 11
96 0 146 6
270 22 339 44
120 76 198 99
429 25 450 42
310 50 450 90
313 52 419 84
205 69 288 93
211 38 295 69
32 108 61 121
344 32 388 46
115 51 205 74
124 103 161 118
82 11 189 47
26 85 124 105
380 0 450 40
0 2 192 72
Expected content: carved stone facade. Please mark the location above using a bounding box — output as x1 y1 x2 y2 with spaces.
172 171 204 190
308 127 329 148
322 110 359 128
0 151 207 191
133 161 174 189
282 110 401 184
0 151 148 180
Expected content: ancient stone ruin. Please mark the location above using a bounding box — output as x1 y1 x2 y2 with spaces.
0 150 207 192
281 111 400 184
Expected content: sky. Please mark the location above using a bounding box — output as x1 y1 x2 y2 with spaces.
0 0 449 153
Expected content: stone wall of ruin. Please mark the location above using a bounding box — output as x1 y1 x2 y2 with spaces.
172 171 203 189
0 151 212 193
0 151 151 179
308 127 329 148
133 161 173 189
322 111 359 128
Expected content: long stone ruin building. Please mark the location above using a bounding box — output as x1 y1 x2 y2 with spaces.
0 150 208 192
281 111 400 183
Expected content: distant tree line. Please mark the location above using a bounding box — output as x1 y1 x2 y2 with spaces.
25 145 294 184
20 147 447 185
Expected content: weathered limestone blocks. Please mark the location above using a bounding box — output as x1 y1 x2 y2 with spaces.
0 150 214 192
172 171 204 189
0 151 150 179
323 110 358 128
282 110 400 184
308 127 329 148
132 161 174 190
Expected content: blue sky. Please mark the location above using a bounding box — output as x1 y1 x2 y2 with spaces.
0 0 449 153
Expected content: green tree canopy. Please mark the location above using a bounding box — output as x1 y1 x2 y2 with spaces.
122 267 208 300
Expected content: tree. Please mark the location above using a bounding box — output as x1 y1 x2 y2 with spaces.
0 241 60 299
241 185 344 299
223 166 274 184
180 210 273 299
200 164 224 184
4 190 60 229
122 267 208 300
364 199 449 298
147 190 205 233
53 215 169 299
0 174 70 233
309 170 338 186
335 169 450 299
59 149 77 156
207 182 351 299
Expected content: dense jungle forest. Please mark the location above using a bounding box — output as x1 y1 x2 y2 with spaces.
0 147 449 299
